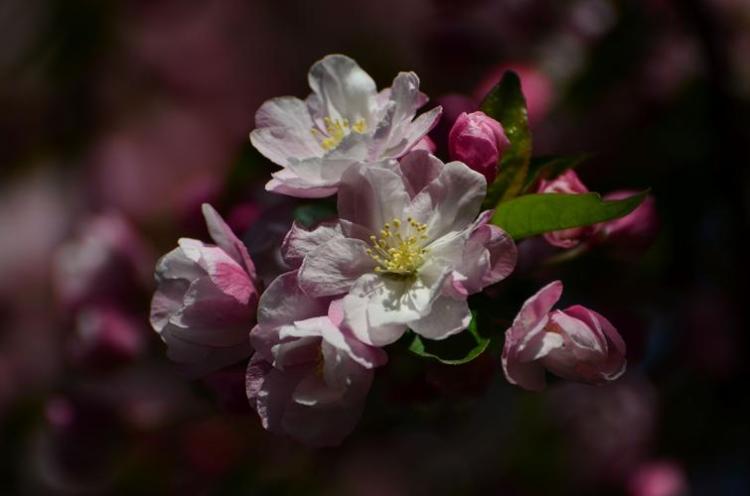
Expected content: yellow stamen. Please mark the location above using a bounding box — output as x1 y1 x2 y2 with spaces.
311 116 367 151
367 217 429 277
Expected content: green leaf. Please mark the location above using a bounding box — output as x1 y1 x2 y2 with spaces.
480 71 532 208
491 190 649 240
408 313 490 365
522 154 589 193
293 202 336 228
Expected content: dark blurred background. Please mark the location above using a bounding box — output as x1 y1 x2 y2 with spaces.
1 0 749 494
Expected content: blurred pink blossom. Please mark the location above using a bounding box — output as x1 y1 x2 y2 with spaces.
474 64 554 126
448 111 510 184
547 374 658 485
53 212 153 311
502 280 626 391
599 190 659 252
69 305 146 369
628 460 689 496
88 106 233 223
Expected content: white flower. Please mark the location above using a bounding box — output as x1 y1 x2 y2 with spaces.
281 151 517 346
250 54 442 198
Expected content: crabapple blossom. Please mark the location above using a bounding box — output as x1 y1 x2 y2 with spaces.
283 150 517 346
502 281 626 391
448 111 510 184
150 204 259 373
537 170 597 248
250 54 442 198
247 271 386 446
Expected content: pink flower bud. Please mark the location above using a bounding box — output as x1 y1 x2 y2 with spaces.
502 281 626 391
448 111 510 184
600 190 659 252
537 170 597 248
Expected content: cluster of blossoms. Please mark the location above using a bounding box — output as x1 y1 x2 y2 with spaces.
150 55 651 446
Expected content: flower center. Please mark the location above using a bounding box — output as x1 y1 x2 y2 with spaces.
366 217 429 277
311 117 367 151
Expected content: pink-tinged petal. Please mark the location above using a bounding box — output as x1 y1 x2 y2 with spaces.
501 281 564 391
478 223 517 286
298 237 374 297
154 246 203 282
255 271 330 330
246 351 373 447
407 160 486 241
501 346 547 392
337 161 409 233
308 54 377 125
176 239 255 305
150 278 189 333
281 221 343 268
161 324 252 375
170 277 253 347
265 169 338 199
563 305 627 381
246 354 302 432
452 211 517 293
548 310 606 356
409 295 472 340
199 248 255 304
398 150 444 198
202 203 256 278
321 301 388 368
511 281 563 339
281 366 372 447
411 136 436 153
249 96 322 166
383 106 443 159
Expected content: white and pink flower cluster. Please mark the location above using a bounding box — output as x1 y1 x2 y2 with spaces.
150 54 630 446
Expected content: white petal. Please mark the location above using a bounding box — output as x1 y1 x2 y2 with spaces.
409 295 472 340
308 54 377 125
337 160 409 233
408 160 486 241
250 97 322 166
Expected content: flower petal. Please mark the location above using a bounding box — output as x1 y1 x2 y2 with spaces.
308 54 377 125
407 160 486 241
298 237 374 297
250 96 322 166
337 160 409 233
343 275 408 346
281 221 343 269
409 295 472 340
202 203 257 279
265 168 338 198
